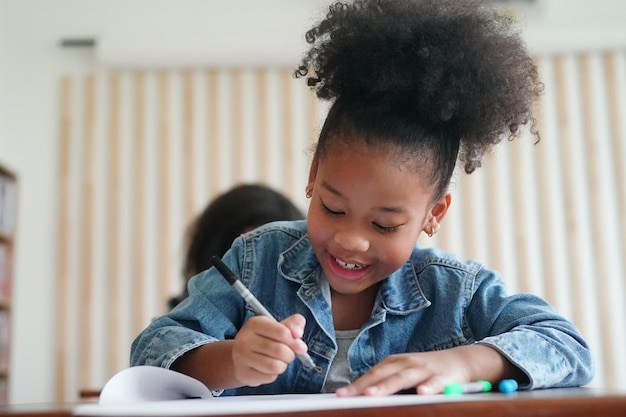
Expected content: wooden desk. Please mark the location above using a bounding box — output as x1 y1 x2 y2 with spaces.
1 388 625 417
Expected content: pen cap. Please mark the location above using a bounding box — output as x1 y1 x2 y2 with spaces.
443 380 492 396
211 256 238 285
443 383 465 396
498 379 519 394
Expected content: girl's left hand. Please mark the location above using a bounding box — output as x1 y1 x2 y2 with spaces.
335 345 510 396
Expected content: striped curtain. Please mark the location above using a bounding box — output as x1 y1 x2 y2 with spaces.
55 50 626 401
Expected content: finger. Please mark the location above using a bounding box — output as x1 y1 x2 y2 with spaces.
244 329 299 365
246 316 295 345
234 360 282 387
365 368 431 396
337 361 430 397
336 364 401 396
415 374 448 395
280 314 309 355
233 342 293 386
246 349 292 375
235 320 296 362
372 368 431 396
240 316 307 363
281 314 306 339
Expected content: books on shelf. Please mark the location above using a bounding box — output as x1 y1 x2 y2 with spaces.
0 311 8 373
0 163 15 405
0 242 12 302
0 171 17 237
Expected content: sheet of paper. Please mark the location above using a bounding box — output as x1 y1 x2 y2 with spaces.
98 366 213 404
74 366 490 416
76 392 488 416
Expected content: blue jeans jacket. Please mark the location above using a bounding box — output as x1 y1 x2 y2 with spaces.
130 220 594 395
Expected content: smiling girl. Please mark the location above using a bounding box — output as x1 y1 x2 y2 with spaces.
131 0 594 396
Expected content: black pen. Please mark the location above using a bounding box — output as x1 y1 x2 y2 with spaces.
210 256 318 370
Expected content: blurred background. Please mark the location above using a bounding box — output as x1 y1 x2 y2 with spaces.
0 0 625 404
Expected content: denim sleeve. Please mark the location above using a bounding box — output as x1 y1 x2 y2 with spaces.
130 249 249 370
466 268 595 389
129 317 218 369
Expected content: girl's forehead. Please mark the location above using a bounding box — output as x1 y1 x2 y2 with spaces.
315 141 436 210
321 142 427 182
321 139 427 173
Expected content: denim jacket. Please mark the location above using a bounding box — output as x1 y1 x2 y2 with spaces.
130 220 594 395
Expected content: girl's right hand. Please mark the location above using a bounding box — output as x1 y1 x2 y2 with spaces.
231 314 309 387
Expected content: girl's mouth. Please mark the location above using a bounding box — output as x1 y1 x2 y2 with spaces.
328 254 371 280
335 258 366 270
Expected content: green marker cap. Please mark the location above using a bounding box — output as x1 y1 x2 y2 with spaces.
443 383 465 395
443 380 492 396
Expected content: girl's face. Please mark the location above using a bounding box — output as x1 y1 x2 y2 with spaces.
306 141 450 296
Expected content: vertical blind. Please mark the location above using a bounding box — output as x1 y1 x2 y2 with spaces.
55 51 626 401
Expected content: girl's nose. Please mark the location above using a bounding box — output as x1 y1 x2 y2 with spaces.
334 229 370 253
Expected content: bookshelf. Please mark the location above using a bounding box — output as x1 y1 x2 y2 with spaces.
0 163 17 404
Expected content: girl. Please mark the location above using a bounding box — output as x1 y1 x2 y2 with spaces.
131 0 594 396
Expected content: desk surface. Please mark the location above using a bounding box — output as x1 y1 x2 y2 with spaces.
2 388 626 417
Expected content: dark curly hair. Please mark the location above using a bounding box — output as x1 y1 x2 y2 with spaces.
296 0 543 200
169 184 305 309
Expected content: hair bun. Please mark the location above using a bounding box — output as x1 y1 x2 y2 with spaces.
297 0 542 168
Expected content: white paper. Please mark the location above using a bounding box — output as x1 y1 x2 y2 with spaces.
98 366 213 404
74 366 489 416
76 393 486 416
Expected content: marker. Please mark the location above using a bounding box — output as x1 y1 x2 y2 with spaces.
498 379 518 394
210 256 319 371
443 380 492 396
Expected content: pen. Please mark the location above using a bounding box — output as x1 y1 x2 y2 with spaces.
443 380 492 396
210 256 319 370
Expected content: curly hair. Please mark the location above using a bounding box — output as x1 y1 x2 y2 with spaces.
168 184 304 309
296 0 543 199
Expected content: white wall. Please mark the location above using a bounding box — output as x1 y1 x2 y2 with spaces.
1 0 626 404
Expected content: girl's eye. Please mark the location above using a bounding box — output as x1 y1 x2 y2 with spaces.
321 202 344 216
373 223 399 233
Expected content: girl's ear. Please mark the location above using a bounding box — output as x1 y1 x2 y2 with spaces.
306 156 319 197
423 192 452 236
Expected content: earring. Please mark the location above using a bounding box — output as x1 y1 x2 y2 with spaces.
427 226 436 238
305 188 312 198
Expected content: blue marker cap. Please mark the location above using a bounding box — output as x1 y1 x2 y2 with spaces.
498 379 518 394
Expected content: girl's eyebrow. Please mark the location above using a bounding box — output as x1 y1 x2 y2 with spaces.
322 182 343 198
376 206 407 214
321 182 407 214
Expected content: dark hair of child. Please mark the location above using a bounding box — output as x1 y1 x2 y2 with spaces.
169 184 305 309
296 0 543 201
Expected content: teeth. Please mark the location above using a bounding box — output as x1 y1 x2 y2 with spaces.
335 258 365 270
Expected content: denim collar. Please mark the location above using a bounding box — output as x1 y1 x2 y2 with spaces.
278 233 431 315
